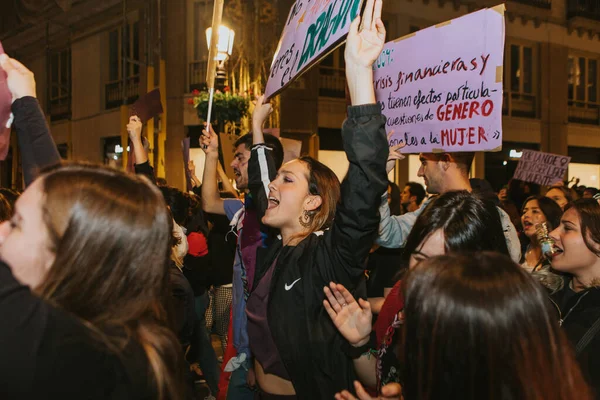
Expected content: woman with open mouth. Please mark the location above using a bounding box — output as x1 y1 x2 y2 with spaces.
547 199 600 397
242 1 389 398
520 196 562 273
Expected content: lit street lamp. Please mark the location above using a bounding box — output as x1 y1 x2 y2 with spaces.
206 25 235 90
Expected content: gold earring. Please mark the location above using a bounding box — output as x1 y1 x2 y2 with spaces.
299 210 313 228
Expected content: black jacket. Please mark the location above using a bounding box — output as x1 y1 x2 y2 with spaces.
551 278 600 398
12 96 61 187
248 104 388 399
0 262 154 399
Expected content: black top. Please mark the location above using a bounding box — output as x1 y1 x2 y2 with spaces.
0 262 154 399
12 96 61 187
551 278 600 399
366 247 404 298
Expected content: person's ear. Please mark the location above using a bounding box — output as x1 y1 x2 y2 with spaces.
304 195 322 212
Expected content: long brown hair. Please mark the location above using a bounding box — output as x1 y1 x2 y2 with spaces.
401 252 591 400
36 163 182 400
298 156 340 232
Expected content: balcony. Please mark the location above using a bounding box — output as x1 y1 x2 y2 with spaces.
568 0 600 20
105 76 140 109
319 66 346 98
568 100 600 124
189 60 208 93
49 95 71 121
502 91 537 118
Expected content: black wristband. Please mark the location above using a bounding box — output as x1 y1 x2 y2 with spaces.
341 331 377 359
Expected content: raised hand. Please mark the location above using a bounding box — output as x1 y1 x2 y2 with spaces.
335 381 403 400
345 0 386 69
0 55 36 102
252 95 273 131
386 131 405 174
323 282 372 347
200 123 219 155
127 116 143 142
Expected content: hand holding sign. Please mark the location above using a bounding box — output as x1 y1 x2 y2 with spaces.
345 0 386 105
200 124 219 156
386 131 405 174
127 116 143 143
252 95 273 133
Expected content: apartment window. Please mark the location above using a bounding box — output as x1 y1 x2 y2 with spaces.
568 55 599 124
189 0 211 91
106 21 140 109
503 43 537 118
318 48 346 98
49 49 71 120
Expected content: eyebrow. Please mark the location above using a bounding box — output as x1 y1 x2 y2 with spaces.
278 169 298 178
561 219 576 226
234 152 245 159
419 157 427 162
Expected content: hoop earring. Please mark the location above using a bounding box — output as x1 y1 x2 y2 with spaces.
299 209 314 228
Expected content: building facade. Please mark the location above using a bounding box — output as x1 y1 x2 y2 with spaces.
1 0 599 191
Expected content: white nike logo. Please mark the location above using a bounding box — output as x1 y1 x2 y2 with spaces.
284 278 302 291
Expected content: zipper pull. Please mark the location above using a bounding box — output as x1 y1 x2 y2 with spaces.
559 319 563 327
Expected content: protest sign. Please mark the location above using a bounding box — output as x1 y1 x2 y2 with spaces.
130 89 163 123
264 0 363 99
513 149 571 186
0 41 12 160
373 5 505 153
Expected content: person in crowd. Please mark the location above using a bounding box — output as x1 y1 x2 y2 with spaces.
520 196 562 273
128 117 220 398
470 178 498 205
366 182 403 314
546 185 572 210
399 181 425 214
497 184 522 232
387 181 402 216
379 149 521 262
324 190 509 394
229 1 388 397
0 54 184 399
200 89 284 400
546 199 600 397
331 253 592 400
584 187 599 199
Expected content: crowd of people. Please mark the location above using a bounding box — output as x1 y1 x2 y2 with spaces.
1 0 600 399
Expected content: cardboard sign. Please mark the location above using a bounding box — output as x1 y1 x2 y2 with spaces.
0 41 12 160
513 150 571 186
130 89 163 123
264 0 363 99
374 6 505 153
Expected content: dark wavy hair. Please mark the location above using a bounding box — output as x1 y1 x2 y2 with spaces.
521 195 563 232
402 191 509 265
401 252 592 400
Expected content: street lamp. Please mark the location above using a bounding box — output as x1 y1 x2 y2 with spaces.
206 25 235 89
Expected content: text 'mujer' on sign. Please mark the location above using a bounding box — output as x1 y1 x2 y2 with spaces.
373 5 506 153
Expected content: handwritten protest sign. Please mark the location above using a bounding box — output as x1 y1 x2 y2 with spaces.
513 150 571 186
264 0 363 99
374 6 505 153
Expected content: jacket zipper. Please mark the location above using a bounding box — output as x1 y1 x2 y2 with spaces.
554 291 590 326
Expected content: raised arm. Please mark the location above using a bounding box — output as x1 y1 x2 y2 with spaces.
128 116 156 182
247 95 278 220
1 55 60 187
200 124 225 215
321 0 389 283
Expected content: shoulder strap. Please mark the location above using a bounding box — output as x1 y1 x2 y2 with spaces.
576 315 600 355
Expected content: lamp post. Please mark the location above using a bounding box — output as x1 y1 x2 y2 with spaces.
206 25 235 90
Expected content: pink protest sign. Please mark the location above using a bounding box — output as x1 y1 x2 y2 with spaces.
264 0 363 99
0 41 12 160
374 5 505 153
513 149 571 186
